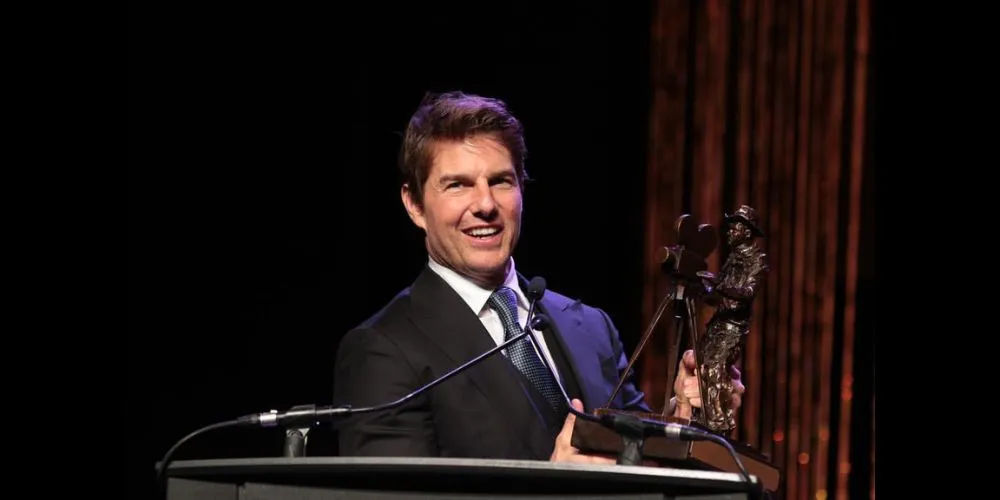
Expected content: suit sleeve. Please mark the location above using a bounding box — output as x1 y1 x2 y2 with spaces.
599 309 652 413
332 327 439 456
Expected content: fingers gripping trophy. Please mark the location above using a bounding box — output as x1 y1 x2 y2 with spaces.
694 205 769 433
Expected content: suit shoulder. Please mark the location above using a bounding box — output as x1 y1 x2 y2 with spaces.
336 287 419 367
543 288 610 318
350 287 414 329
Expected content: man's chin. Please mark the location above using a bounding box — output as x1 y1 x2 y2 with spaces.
463 258 511 284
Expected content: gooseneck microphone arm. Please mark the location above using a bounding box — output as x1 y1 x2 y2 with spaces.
155 288 547 491
522 277 763 499
240 277 554 431
243 326 539 429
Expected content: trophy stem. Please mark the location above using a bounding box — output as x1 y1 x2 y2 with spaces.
685 295 716 429
606 288 675 408
662 285 684 416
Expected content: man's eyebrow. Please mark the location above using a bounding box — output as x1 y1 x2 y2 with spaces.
436 174 469 185
436 170 516 185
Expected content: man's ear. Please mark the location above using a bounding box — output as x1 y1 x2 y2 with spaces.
401 183 427 230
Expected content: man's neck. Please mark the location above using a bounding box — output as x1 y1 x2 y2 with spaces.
426 256 526 319
431 258 510 289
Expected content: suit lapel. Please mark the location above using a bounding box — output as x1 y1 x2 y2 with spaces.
409 267 554 459
536 293 609 411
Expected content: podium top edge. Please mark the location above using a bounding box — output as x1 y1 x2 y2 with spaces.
162 456 758 486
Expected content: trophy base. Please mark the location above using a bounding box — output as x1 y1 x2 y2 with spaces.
571 408 781 493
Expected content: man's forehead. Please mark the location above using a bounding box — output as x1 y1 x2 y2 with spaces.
428 139 514 176
431 135 509 156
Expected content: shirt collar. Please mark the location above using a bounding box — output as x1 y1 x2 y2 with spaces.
426 257 528 315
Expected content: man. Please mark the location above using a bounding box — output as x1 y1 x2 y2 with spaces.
332 91 744 463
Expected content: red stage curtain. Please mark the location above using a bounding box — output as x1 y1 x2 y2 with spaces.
639 1 873 499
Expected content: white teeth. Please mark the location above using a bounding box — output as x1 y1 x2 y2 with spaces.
467 227 499 237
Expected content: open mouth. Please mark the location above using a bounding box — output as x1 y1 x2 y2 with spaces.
462 226 503 239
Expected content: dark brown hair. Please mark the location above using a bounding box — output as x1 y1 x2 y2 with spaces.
399 91 529 207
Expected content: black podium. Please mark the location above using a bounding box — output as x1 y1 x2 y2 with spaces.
163 457 759 499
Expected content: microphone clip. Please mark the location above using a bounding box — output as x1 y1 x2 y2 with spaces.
280 404 316 457
599 412 649 466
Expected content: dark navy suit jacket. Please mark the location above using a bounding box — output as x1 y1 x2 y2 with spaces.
332 265 650 460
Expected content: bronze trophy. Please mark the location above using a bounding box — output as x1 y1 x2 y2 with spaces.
571 206 781 493
693 205 768 433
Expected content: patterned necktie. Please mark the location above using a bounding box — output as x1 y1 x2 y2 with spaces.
487 286 565 414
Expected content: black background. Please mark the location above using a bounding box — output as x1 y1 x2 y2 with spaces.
130 1 653 499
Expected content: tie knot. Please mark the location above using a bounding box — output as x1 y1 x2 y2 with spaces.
488 286 518 318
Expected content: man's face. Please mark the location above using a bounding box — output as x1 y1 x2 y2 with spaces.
402 135 522 288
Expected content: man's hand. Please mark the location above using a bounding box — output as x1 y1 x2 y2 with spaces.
672 350 745 418
549 399 617 464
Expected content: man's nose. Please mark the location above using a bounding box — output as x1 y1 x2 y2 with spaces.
471 184 498 215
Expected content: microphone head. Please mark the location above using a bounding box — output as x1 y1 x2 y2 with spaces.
527 276 547 301
529 313 552 331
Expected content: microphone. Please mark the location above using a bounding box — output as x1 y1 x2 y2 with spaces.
524 276 546 329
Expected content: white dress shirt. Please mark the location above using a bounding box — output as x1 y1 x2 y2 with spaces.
426 257 562 384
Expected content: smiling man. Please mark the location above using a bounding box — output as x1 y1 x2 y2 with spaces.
331 91 741 463
401 131 522 290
